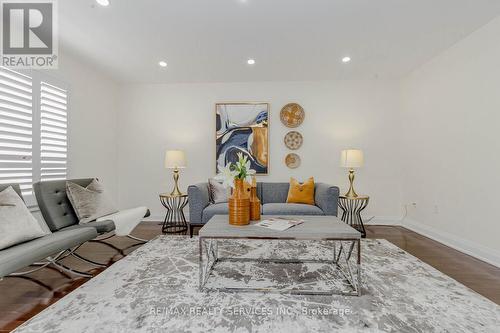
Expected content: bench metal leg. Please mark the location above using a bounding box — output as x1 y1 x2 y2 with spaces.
126 234 148 243
71 252 108 268
50 262 93 278
9 248 94 279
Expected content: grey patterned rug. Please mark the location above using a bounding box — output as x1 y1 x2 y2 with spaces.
13 236 500 333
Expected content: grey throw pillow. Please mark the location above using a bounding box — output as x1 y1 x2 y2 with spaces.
0 186 49 250
208 178 230 204
66 179 118 224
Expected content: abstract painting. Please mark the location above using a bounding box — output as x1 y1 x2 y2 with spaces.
216 103 269 174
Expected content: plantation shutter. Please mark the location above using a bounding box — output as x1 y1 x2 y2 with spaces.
40 82 67 181
0 67 34 196
0 67 68 203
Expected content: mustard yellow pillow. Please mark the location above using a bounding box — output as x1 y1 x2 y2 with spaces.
286 177 315 205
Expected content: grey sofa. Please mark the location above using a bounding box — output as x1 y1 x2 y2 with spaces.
0 183 98 278
188 182 339 237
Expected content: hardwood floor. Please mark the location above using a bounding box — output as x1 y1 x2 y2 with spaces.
1 224 499 332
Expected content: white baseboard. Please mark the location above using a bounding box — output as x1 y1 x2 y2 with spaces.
403 218 500 268
363 215 500 268
363 216 402 226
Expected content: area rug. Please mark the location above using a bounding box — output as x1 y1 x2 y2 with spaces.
13 237 500 333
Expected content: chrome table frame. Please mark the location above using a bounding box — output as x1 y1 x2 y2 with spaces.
199 236 361 296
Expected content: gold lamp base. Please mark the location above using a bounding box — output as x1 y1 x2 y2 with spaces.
170 168 183 196
345 169 358 198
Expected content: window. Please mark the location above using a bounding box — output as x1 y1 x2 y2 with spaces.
40 82 68 182
0 67 68 204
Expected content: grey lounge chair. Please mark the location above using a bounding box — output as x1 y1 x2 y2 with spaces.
34 178 151 258
34 179 116 236
0 183 98 279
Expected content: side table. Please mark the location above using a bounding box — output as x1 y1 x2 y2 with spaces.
338 195 369 238
159 193 188 234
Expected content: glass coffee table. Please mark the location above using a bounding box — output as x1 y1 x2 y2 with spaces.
198 215 362 296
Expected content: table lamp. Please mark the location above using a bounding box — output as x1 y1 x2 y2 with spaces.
165 150 187 196
340 149 364 198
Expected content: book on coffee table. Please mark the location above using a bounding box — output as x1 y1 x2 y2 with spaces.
255 217 305 231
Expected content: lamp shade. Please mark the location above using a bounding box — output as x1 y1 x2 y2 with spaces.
340 149 364 168
165 150 187 169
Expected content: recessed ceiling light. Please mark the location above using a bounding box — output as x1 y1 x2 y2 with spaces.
342 56 351 63
96 0 110 6
158 61 167 68
247 59 255 65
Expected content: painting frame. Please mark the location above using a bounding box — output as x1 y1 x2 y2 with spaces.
215 102 270 175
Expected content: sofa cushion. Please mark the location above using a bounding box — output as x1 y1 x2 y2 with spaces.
66 179 118 224
0 186 49 250
208 178 230 204
0 227 97 277
0 184 22 201
261 182 290 203
202 203 229 224
286 177 315 205
262 203 324 216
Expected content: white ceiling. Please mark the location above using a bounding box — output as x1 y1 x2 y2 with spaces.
59 0 500 83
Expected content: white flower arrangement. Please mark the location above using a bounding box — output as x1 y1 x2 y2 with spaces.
215 152 256 188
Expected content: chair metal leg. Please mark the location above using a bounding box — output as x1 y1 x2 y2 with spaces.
126 234 148 243
89 238 126 257
50 247 94 278
50 262 93 278
90 232 148 255
93 232 116 241
9 249 94 279
9 250 67 276
71 253 108 268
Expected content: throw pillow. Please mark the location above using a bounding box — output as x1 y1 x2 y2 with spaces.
286 177 316 205
208 178 230 204
66 179 118 224
0 186 49 250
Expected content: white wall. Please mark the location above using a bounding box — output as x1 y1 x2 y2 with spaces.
41 18 500 268
400 16 500 266
116 80 402 220
42 50 119 201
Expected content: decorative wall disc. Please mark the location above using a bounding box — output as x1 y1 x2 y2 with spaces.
284 131 303 150
280 103 305 128
285 153 301 169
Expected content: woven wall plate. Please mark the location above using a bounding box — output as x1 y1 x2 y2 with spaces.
285 153 301 169
280 103 305 128
284 131 303 150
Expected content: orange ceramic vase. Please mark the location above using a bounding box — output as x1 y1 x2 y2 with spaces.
228 179 250 225
249 186 261 221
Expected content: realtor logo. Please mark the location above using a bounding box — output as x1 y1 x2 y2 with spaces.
1 0 58 68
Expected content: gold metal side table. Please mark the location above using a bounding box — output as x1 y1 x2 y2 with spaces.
338 195 369 238
159 193 188 234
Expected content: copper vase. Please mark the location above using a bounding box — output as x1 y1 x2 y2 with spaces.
249 186 261 221
228 179 250 225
